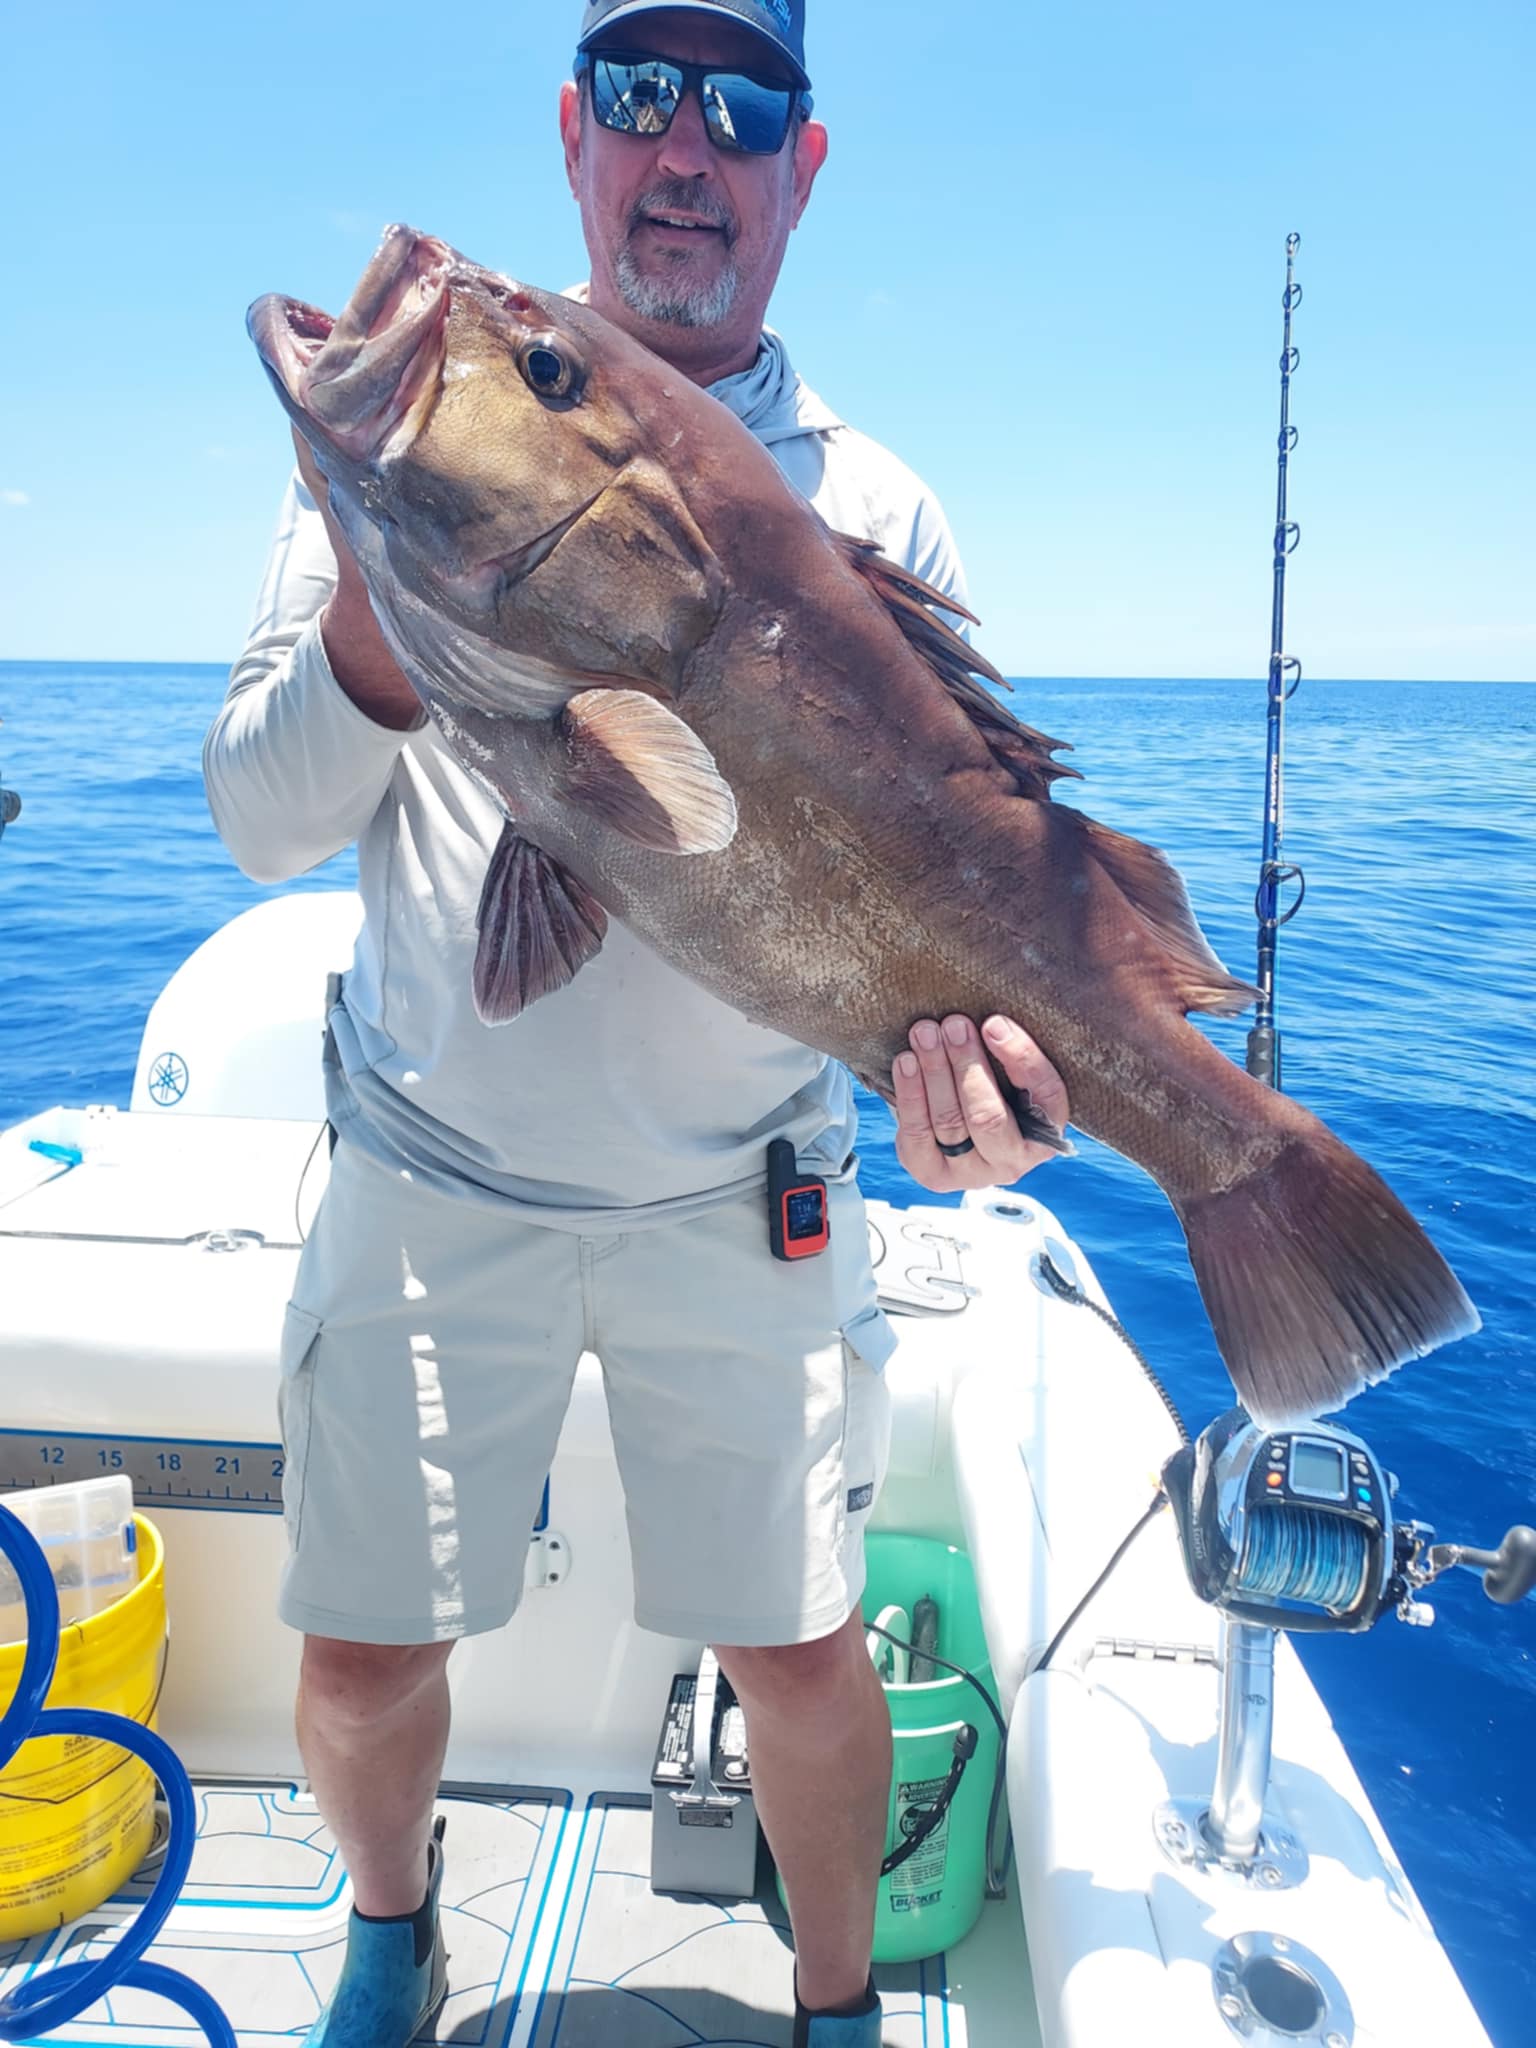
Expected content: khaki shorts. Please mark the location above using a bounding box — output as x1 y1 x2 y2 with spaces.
277 1136 894 1648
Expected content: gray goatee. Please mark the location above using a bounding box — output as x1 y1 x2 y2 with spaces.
617 182 740 329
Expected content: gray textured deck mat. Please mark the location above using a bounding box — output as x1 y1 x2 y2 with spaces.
0 1784 949 2045
0 1781 567 2044
527 1797 946 2048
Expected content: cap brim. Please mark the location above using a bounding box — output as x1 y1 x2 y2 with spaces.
577 1 810 90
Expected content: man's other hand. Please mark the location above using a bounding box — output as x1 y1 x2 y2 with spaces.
291 428 423 732
893 1014 1070 1192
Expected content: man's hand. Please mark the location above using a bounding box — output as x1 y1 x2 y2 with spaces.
290 428 423 732
893 1014 1069 1192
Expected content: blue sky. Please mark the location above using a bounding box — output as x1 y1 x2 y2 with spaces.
2 0 1531 678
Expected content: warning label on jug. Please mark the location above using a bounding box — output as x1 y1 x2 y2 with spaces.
888 1773 949 1907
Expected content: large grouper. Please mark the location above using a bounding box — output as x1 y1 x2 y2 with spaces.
248 224 1478 1428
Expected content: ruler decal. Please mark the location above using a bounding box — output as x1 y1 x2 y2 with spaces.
0 1428 285 1513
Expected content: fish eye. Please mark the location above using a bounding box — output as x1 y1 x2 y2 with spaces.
519 337 581 402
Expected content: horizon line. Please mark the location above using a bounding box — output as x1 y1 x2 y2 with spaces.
1 658 1532 687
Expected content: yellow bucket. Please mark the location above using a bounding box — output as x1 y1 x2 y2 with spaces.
0 1514 166 1936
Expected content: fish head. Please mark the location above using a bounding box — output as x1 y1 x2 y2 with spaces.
247 224 728 708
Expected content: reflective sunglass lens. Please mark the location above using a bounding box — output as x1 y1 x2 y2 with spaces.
703 74 794 154
591 58 683 136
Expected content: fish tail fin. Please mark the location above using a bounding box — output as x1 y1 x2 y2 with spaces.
1172 1129 1480 1426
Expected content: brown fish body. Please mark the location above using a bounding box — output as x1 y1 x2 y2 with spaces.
248 227 1478 1424
486 464 1295 1202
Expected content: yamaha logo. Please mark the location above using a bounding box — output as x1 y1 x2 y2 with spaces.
147 1051 189 1105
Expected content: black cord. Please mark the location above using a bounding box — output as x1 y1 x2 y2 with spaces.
863 1623 1007 1744
293 1121 328 1245
1036 1251 1191 1447
877 1727 976 1876
1033 1491 1168 1675
865 1622 1013 1895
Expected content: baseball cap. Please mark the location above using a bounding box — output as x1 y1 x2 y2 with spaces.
576 1 811 91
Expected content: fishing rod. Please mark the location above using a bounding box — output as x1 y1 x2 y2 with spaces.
1245 231 1306 1090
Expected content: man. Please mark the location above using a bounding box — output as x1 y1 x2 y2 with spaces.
207 4 1067 2043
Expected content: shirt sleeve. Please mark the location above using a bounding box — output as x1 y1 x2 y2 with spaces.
202 473 418 886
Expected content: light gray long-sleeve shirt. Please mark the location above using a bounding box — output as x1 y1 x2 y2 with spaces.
205 329 970 1231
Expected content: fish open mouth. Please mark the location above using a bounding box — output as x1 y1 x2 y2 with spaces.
247 226 453 461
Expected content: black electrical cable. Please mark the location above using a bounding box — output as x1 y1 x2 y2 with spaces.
1036 1251 1190 1447
1033 1490 1169 1675
865 1622 1013 1895
292 1120 331 1245
877 1726 976 1877
863 1624 1007 1744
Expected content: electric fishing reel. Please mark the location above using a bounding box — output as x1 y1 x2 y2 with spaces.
1163 1408 1536 1635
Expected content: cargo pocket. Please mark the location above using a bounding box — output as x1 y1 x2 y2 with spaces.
839 1310 895 1539
841 1301 898 1376
276 1303 324 1550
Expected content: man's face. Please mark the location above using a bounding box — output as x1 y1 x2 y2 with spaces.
559 7 827 376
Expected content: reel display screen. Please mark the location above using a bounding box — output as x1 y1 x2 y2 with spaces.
1290 1439 1348 1500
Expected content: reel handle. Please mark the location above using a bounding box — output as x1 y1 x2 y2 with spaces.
1431 1526 1536 1605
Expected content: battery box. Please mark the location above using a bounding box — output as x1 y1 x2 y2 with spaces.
650 1648 759 1899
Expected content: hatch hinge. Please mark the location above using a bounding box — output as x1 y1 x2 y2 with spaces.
1091 1636 1219 1667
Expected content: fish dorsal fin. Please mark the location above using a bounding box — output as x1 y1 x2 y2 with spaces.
473 822 608 1025
560 688 738 854
835 534 1080 802
1074 812 1258 1018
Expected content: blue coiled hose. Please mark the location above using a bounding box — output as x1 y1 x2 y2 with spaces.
0 1503 236 2045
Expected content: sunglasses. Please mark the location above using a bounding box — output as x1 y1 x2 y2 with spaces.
577 50 811 157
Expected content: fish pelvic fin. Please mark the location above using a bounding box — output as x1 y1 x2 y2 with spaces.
1173 1128 1481 1427
835 534 1080 802
560 688 737 855
854 1065 1072 1154
1073 812 1258 1017
473 823 608 1025
998 1078 1075 1156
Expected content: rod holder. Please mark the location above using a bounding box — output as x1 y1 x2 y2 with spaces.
1205 1617 1276 1863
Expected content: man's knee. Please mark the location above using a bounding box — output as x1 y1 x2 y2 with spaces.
714 1609 866 1717
299 1634 453 1736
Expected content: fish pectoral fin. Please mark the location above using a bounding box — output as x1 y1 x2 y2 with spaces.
472 822 608 1025
834 532 1080 802
559 688 737 855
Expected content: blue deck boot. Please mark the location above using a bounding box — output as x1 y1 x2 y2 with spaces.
793 1974 883 2047
308 1817 448 2045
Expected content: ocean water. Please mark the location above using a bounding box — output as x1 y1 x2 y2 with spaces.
1 661 1532 2043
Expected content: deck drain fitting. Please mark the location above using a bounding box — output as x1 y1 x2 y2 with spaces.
1212 1932 1352 2044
